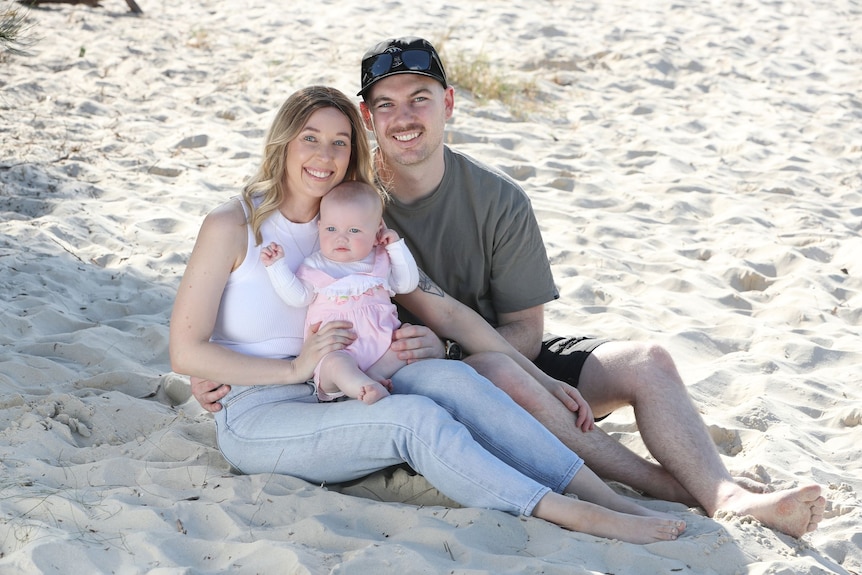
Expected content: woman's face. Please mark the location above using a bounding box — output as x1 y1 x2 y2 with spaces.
284 107 353 202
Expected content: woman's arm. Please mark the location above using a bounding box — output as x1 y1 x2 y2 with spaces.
169 200 342 387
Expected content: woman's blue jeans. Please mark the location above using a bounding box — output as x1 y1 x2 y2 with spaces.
214 359 583 517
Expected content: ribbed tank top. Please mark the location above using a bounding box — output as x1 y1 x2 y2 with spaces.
209 197 319 359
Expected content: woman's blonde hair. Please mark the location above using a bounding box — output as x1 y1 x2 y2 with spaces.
241 86 375 245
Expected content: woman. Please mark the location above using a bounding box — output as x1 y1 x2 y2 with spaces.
169 86 686 544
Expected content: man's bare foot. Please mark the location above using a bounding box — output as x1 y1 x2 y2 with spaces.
734 475 772 494
717 484 825 538
357 382 390 405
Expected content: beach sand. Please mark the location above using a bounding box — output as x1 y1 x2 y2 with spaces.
1 0 860 573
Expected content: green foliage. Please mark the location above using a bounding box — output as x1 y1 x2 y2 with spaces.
1 4 38 58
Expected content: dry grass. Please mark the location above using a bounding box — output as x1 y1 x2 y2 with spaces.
432 36 541 120
0 4 39 59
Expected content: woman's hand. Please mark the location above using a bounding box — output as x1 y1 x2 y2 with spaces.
191 377 231 413
390 323 445 363
189 322 355 413
293 320 357 379
547 381 595 432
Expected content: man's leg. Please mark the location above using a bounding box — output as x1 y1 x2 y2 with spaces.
577 340 825 538
464 352 698 505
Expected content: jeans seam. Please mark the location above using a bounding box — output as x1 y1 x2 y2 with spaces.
219 416 542 516
394 420 544 517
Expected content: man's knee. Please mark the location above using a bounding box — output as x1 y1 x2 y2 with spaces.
643 343 683 385
641 342 681 379
586 341 684 399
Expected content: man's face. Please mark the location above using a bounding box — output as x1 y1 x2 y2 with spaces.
361 74 453 169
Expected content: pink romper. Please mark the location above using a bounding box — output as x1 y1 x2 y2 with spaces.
298 245 402 400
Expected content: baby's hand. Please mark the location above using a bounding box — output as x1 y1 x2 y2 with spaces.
260 242 284 266
377 228 400 246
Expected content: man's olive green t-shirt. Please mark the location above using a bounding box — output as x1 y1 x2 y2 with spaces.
383 145 558 327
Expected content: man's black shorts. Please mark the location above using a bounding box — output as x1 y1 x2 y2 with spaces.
534 335 609 388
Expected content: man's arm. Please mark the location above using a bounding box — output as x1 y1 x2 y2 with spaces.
496 306 545 361
397 278 593 430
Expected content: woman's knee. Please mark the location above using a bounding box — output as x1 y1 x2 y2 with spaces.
394 359 492 396
465 353 539 404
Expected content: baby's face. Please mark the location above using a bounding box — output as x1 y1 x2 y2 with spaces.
318 199 381 263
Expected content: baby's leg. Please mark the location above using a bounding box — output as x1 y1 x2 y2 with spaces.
365 348 409 384
318 351 390 405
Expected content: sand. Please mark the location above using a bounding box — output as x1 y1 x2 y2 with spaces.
1 0 860 573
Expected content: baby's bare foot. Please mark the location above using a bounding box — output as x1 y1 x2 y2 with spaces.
379 378 393 392
358 383 390 405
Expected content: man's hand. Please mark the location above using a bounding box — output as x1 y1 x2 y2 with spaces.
390 323 444 363
191 376 230 413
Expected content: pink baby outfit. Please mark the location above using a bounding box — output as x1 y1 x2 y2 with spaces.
265 240 419 401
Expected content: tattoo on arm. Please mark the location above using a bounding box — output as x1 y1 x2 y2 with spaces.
418 269 445 298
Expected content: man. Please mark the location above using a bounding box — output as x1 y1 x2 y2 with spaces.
355 36 824 539
193 37 824 538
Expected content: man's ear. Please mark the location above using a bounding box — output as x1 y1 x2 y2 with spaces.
359 102 375 131
444 86 455 120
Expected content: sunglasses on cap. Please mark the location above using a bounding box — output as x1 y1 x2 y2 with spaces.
358 48 447 97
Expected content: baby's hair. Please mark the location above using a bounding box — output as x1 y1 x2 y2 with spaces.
323 180 389 217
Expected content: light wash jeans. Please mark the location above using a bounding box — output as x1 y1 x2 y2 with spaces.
214 359 583 517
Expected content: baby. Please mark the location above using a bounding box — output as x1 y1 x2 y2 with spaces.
261 181 419 404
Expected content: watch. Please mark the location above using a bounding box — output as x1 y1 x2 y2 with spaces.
444 339 463 360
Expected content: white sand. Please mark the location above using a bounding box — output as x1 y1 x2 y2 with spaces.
1 0 860 573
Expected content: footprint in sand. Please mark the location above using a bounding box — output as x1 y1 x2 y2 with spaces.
707 424 743 456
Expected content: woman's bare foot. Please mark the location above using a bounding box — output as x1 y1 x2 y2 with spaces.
582 511 685 544
357 382 390 405
534 493 686 544
716 483 825 538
